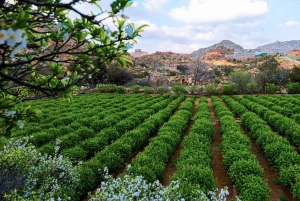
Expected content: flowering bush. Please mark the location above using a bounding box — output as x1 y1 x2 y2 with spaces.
1 138 80 200
89 166 235 201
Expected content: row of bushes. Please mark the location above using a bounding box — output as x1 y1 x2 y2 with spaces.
36 96 170 157
241 95 300 147
13 94 153 137
75 95 186 199
262 95 300 115
129 97 195 183
172 96 216 198
245 95 294 117
60 98 173 162
224 96 300 199
212 96 270 201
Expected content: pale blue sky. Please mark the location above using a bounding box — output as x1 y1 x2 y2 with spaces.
74 0 300 54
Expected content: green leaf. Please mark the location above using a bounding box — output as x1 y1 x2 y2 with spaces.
125 1 133 8
117 18 125 30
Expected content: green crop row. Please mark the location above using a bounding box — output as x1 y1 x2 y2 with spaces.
212 96 270 201
245 95 294 117
263 95 300 123
60 99 170 161
36 96 170 157
12 94 153 137
172 96 215 198
224 95 300 199
239 95 300 148
74 95 186 199
129 97 194 183
263 95 300 115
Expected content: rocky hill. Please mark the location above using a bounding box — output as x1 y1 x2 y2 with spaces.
203 46 234 60
130 50 148 58
129 51 192 68
256 40 300 55
289 49 300 56
190 40 244 58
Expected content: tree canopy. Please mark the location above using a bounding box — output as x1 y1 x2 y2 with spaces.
0 0 147 147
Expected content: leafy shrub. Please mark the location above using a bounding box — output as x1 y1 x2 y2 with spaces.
61 146 87 162
90 167 233 201
97 84 117 93
173 165 215 195
246 82 258 93
131 85 141 93
171 85 185 95
222 83 237 95
266 83 280 94
143 86 154 94
157 86 168 94
115 86 126 94
1 139 79 200
229 159 264 187
286 82 300 94
239 175 270 201
204 84 217 95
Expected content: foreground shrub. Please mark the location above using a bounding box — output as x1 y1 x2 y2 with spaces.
1 139 79 200
89 166 235 201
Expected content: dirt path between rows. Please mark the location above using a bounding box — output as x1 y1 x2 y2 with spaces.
208 98 237 200
162 98 199 186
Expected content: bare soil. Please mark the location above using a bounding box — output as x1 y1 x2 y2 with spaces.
208 98 237 200
162 98 199 186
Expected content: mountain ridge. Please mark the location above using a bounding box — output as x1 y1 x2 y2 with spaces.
190 39 300 58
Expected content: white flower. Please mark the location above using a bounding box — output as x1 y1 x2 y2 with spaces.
6 28 23 47
125 26 134 37
9 33 27 58
88 75 92 79
17 120 24 129
123 43 133 51
0 29 9 45
6 110 16 117
62 76 69 81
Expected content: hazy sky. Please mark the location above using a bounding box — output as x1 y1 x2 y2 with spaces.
72 0 300 54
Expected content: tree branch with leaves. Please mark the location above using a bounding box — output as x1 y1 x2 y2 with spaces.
0 0 148 147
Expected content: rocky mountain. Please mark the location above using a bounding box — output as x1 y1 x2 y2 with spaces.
129 51 192 68
203 46 234 60
256 40 300 55
190 40 244 58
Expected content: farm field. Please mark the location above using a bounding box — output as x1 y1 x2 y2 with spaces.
8 93 300 200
